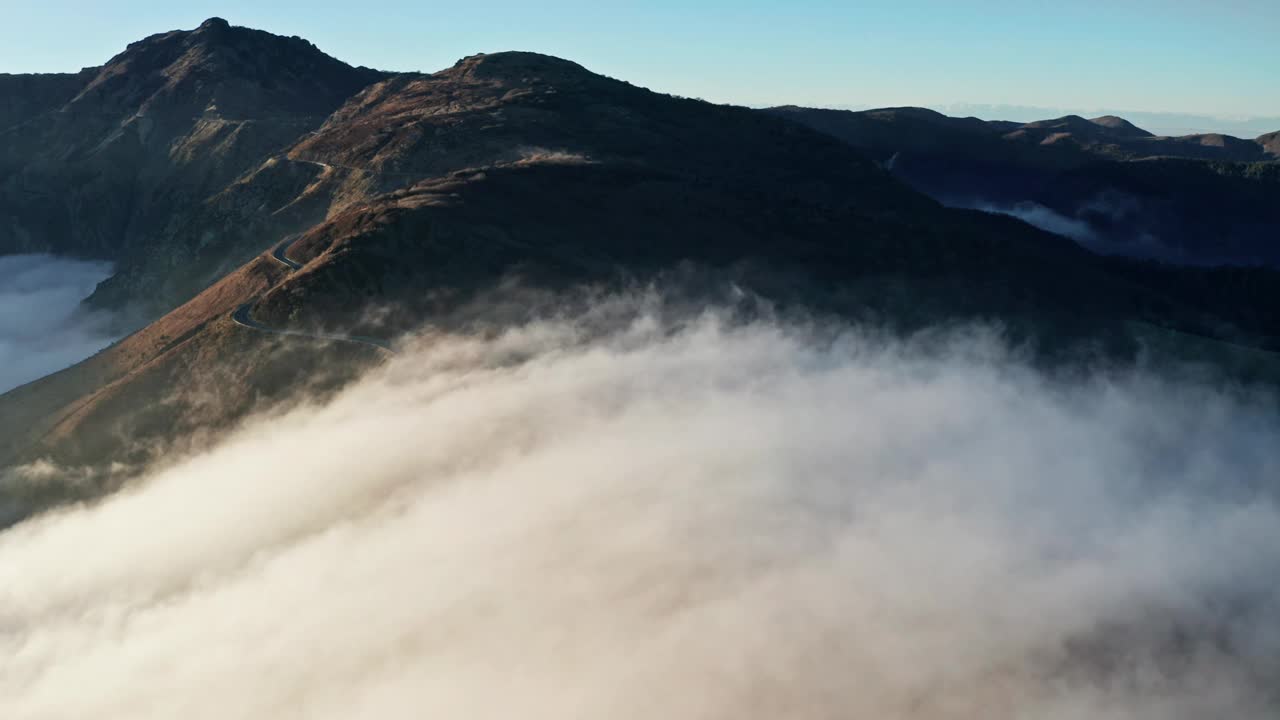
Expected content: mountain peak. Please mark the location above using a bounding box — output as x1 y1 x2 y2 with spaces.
189 17 236 48
1089 115 1154 138
69 18 386 120
197 17 231 31
447 51 594 84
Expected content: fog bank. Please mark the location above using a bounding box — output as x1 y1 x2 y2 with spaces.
1 310 1278 718
0 254 118 394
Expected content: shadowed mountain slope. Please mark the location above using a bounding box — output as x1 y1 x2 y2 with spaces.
0 70 95 130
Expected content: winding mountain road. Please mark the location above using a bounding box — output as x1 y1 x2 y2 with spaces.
230 235 395 353
270 233 304 270
230 152 422 351
290 151 428 180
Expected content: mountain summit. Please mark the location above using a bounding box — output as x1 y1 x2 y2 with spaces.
1088 115 1154 138
0 19 385 272
67 16 383 121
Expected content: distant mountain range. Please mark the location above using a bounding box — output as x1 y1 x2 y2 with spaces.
768 105 1280 266
1 19 1278 485
771 105 1278 165
936 103 1280 139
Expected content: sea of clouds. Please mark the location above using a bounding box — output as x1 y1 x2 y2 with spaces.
1 305 1278 719
0 254 118 394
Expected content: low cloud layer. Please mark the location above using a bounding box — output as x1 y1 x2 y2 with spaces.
2 308 1278 718
981 200 1098 244
0 254 118 394
960 196 1190 263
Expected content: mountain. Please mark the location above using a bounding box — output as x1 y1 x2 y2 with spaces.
0 18 386 313
1085 115 1153 138
2 21 1280 501
768 106 1280 265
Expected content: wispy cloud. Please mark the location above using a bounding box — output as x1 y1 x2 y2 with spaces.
976 200 1099 244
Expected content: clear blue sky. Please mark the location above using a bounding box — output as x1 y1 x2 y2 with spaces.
3 0 1278 119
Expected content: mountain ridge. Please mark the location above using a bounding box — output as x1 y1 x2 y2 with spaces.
2 20 1280 498
770 105 1279 162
